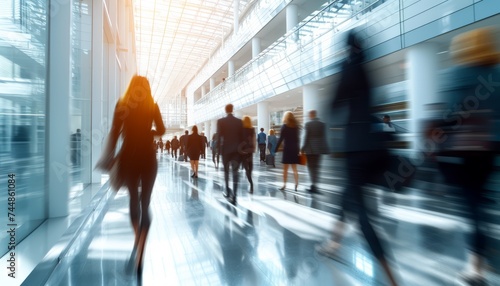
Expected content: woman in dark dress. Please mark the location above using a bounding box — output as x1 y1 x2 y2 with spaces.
275 111 300 192
186 125 204 178
241 116 256 194
96 75 166 278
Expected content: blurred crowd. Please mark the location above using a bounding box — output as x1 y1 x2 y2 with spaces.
100 26 499 286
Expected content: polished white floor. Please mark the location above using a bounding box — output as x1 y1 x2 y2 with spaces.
1 182 106 286
4 152 500 286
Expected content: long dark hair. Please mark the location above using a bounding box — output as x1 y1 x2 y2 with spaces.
191 125 199 135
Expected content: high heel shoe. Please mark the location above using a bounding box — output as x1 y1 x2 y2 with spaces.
136 262 143 284
279 186 286 191
295 185 298 192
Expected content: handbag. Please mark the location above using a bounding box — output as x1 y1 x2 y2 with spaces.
108 152 125 191
95 133 126 191
298 153 307 165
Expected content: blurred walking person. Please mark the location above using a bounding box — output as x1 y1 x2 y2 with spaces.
165 139 171 155
430 27 500 285
315 30 399 286
275 111 300 192
257 128 267 162
200 132 208 159
267 129 277 167
158 138 164 153
180 130 189 162
211 133 220 168
241 116 256 194
217 104 244 205
171 136 179 158
70 129 81 167
301 110 329 194
186 125 204 178
96 75 166 279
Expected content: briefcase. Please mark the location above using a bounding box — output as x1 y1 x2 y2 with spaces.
265 154 274 166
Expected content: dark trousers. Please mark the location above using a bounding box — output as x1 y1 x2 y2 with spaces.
181 146 187 161
339 151 387 260
241 154 254 188
222 152 242 198
172 148 178 158
306 154 321 190
212 149 219 166
438 151 494 256
258 144 266 161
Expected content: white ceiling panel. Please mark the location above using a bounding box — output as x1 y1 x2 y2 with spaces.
134 0 253 102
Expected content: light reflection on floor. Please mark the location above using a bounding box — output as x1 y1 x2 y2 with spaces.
25 153 500 285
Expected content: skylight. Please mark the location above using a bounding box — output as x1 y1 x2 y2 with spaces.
133 0 251 105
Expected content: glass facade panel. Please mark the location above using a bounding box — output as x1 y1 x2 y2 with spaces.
69 0 93 195
0 0 48 256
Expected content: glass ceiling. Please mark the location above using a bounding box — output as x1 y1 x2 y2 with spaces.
133 0 252 104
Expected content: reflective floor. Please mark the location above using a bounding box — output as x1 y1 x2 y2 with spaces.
18 153 500 285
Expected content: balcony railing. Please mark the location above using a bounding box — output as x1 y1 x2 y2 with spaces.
192 0 495 124
193 0 399 123
186 0 292 97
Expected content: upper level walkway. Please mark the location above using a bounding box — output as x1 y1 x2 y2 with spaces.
8 151 500 285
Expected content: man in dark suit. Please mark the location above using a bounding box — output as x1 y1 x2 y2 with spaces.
217 104 244 205
171 136 180 158
301 110 329 193
179 130 189 162
200 132 208 159
70 129 82 167
257 128 267 162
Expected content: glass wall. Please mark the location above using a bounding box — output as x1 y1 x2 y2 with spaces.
0 0 48 256
69 0 92 196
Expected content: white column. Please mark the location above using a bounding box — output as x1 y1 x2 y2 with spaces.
287 4 299 42
201 85 206 97
252 38 261 59
204 121 211 140
91 0 104 184
407 43 439 150
210 78 215 91
257 102 270 134
286 5 298 31
233 0 240 35
228 60 235 77
48 0 71 217
303 84 327 119
211 119 217 137
234 110 243 118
